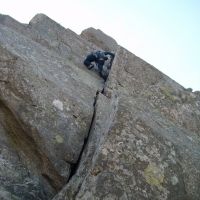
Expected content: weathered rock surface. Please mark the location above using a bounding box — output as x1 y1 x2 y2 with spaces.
81 27 118 52
0 14 100 68
54 49 200 199
0 14 104 199
0 114 53 200
1 13 200 200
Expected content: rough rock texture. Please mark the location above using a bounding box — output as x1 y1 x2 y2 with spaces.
0 14 101 68
54 49 200 199
0 14 104 199
1 13 200 200
81 27 118 52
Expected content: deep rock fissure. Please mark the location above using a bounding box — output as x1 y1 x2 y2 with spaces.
67 55 112 181
68 89 101 181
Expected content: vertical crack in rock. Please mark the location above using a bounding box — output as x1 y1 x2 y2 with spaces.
53 89 119 200
67 56 115 183
68 89 100 181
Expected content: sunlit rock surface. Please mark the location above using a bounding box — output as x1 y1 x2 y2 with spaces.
0 13 200 200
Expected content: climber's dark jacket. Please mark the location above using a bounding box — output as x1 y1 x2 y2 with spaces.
84 51 115 80
84 51 114 69
83 53 98 69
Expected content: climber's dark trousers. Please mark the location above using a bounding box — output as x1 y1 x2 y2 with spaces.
97 63 107 80
97 63 103 73
98 63 104 77
97 60 104 71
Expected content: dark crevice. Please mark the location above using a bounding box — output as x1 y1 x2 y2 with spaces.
67 57 114 182
68 90 100 181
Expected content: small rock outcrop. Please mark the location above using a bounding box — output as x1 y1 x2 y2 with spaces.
0 14 200 200
81 27 118 52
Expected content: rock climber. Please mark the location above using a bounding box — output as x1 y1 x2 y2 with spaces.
83 50 115 81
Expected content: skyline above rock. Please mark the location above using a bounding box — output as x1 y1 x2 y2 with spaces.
1 0 199 91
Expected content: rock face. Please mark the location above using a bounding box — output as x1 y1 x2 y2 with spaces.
0 14 200 200
0 13 103 199
81 27 118 52
53 49 200 200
